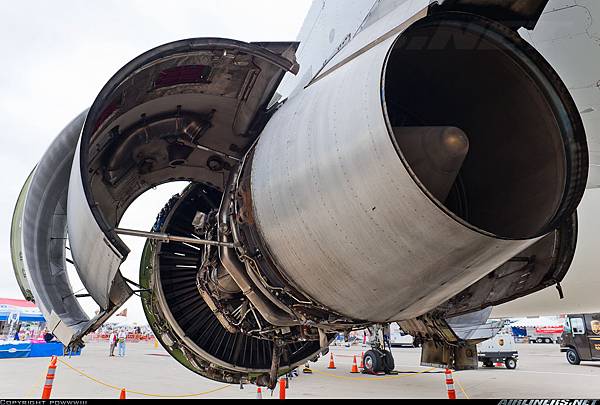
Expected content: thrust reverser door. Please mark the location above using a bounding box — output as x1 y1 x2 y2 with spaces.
65 39 299 346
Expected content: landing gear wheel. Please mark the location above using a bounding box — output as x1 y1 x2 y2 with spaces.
382 350 395 373
363 350 383 374
566 349 580 365
505 357 517 369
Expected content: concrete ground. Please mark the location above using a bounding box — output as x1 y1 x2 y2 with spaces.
0 341 599 399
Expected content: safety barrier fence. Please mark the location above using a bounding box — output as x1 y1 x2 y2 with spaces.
39 356 230 398
35 351 471 399
85 333 155 343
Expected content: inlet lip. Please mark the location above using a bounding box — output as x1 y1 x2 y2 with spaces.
381 11 589 241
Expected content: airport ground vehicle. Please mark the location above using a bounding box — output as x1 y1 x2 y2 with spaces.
477 333 519 369
390 323 416 347
560 314 600 365
528 327 563 344
509 317 564 344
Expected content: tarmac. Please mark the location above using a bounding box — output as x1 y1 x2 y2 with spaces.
0 341 599 399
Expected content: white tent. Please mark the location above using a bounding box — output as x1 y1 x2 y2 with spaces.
509 316 564 328
105 318 139 328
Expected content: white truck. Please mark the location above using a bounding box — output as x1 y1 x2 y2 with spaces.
527 326 563 344
477 332 519 369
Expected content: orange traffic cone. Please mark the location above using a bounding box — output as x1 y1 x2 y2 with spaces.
279 378 286 400
256 387 263 399
41 356 58 399
359 352 364 369
350 355 360 373
445 369 456 400
327 353 336 369
119 388 126 399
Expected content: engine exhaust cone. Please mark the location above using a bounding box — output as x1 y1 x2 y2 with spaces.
392 126 469 202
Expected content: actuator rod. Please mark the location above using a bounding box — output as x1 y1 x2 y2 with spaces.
114 228 237 248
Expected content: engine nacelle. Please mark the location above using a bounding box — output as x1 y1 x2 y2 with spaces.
11 4 588 387
141 11 585 383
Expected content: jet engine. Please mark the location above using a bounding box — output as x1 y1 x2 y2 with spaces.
12 2 588 387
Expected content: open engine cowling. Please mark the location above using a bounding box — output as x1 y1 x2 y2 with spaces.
12 3 588 387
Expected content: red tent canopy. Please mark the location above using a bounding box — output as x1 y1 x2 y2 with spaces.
0 298 36 308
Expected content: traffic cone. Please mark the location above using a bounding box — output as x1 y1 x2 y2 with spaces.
41 356 58 399
119 388 126 399
256 387 262 399
327 353 336 369
279 378 286 400
445 369 456 400
359 352 364 369
350 355 360 373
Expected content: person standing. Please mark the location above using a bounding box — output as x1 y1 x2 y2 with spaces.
14 325 22 341
109 331 117 357
117 329 127 357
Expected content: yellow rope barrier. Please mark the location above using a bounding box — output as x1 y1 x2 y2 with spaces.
311 367 438 381
56 358 230 398
52 356 469 399
312 365 471 399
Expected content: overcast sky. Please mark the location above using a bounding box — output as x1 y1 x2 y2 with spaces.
0 0 312 323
